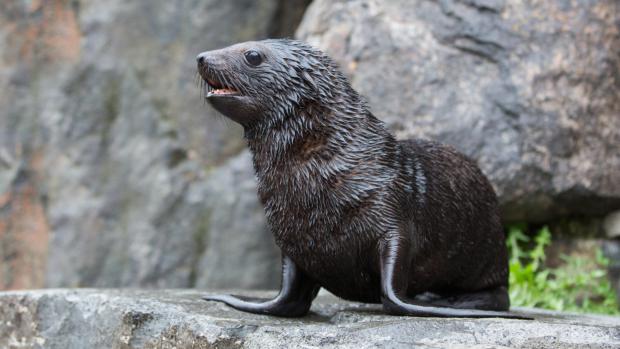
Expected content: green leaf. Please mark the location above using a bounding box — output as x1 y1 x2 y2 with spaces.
507 225 619 315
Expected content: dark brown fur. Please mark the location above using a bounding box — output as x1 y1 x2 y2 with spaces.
197 39 524 318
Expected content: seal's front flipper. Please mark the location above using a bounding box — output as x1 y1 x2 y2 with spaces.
379 236 531 319
205 294 270 303
203 256 320 318
202 294 311 317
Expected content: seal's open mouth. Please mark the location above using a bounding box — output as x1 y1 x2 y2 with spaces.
204 77 240 98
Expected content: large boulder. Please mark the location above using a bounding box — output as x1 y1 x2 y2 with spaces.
0 0 309 289
195 151 279 290
296 0 620 224
1 289 619 349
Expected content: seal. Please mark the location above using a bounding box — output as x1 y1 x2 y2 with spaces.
196 39 524 318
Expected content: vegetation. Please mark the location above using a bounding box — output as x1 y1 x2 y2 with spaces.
507 225 619 315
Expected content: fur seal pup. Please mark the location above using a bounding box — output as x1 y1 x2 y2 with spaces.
196 39 524 319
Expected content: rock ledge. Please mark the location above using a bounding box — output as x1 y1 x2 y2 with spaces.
1 289 619 349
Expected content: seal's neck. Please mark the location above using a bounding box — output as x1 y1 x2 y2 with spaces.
244 100 397 180
243 74 371 147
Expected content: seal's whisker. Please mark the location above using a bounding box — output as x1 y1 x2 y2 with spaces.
201 80 206 104
221 72 233 91
218 71 228 90
230 77 242 95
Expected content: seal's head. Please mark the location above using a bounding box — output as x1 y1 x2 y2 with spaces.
197 39 363 128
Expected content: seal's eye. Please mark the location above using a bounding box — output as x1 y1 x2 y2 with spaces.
244 50 262 66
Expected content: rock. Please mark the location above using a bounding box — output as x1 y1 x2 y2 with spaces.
0 167 49 290
296 0 620 223
0 1 309 289
604 211 620 239
549 218 607 239
194 151 280 290
544 239 603 269
41 66 212 288
1 289 619 349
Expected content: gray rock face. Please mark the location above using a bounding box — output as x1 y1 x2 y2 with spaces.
296 0 620 223
1 0 618 294
0 0 308 289
195 151 280 290
1 289 619 349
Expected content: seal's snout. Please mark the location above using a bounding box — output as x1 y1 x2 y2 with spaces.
196 52 210 67
196 51 239 97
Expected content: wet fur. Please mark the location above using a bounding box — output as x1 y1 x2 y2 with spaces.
198 39 512 316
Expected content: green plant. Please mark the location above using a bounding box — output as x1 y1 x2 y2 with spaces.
507 225 619 315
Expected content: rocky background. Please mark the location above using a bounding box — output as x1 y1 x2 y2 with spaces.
0 0 618 299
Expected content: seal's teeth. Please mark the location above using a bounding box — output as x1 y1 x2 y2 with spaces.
206 87 239 97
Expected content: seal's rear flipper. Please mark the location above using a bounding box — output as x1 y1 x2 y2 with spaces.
380 236 532 320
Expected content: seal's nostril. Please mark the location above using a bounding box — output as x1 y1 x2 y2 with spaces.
197 54 206 64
